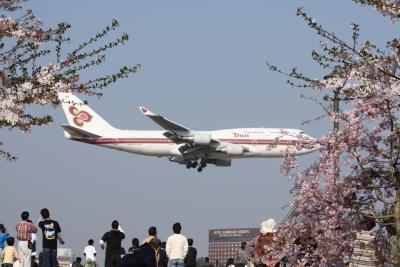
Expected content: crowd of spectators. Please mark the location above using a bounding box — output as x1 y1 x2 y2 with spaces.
3 214 396 267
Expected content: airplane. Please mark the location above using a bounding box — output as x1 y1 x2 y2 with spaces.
58 92 319 172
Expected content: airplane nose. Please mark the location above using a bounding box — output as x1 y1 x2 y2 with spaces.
302 134 315 141
308 136 321 151
307 134 315 140
303 134 320 152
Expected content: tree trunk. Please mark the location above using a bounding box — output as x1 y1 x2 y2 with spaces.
395 192 400 263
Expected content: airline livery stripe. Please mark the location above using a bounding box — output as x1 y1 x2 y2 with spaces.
73 138 300 145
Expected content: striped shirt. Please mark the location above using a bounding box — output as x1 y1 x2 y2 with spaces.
15 221 37 241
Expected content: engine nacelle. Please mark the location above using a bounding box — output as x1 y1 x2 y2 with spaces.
186 133 212 145
209 159 231 167
219 144 244 155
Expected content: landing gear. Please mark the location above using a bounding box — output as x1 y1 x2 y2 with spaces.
186 159 208 172
186 160 199 169
196 160 207 172
200 160 207 168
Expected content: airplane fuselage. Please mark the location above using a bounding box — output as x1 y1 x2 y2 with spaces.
58 92 318 171
67 127 316 159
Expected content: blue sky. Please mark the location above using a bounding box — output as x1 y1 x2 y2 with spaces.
1 0 399 262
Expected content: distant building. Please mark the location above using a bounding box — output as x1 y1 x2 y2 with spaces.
58 248 74 267
34 248 74 267
209 228 259 265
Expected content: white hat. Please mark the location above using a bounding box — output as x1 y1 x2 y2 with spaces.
260 218 277 234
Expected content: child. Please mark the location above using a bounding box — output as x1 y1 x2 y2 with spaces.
0 224 9 266
1 237 19 267
84 258 96 267
72 257 83 267
83 239 96 265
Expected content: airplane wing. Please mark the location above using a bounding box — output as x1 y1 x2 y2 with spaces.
138 107 248 170
139 106 191 137
139 106 224 153
138 106 250 160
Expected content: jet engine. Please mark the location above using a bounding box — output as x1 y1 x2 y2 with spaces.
184 133 212 145
218 144 244 155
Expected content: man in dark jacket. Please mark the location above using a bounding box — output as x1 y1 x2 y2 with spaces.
184 239 197 267
116 239 157 267
100 220 125 267
152 239 167 267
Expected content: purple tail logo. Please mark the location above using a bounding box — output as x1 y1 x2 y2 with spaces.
69 106 93 127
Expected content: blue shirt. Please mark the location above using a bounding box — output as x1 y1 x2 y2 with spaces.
0 232 9 249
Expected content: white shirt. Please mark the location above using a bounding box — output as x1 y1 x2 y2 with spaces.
84 245 96 261
166 234 188 260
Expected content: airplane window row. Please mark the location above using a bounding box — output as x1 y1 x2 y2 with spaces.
243 131 287 134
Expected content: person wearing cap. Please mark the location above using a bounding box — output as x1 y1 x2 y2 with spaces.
245 219 282 267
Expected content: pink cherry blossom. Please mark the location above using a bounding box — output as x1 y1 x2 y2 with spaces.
0 0 140 160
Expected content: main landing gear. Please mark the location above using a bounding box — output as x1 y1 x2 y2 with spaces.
186 161 198 169
186 160 207 172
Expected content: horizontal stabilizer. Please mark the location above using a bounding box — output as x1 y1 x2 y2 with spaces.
61 124 101 138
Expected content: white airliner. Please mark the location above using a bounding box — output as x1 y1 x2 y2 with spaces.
58 93 318 172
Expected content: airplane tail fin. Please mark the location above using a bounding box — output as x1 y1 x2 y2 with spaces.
58 92 116 137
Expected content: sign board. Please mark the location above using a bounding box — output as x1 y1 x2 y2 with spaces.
209 228 259 242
